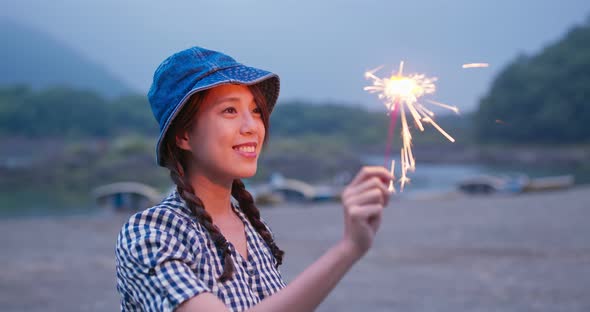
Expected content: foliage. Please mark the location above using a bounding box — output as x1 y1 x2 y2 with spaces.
475 18 590 144
269 101 388 146
0 84 478 164
0 85 157 138
0 86 393 146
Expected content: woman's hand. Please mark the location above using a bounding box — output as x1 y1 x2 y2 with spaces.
340 166 393 260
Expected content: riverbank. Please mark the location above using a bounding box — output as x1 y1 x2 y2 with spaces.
388 143 590 167
1 186 589 311
1 137 588 193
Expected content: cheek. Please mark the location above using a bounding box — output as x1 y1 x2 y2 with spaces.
189 123 226 160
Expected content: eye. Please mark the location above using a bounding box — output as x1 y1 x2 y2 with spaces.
253 106 262 114
223 107 237 114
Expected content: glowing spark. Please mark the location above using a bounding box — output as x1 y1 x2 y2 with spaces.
364 61 458 191
425 100 460 115
462 63 489 69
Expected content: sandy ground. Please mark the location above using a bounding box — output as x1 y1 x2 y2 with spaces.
1 187 589 312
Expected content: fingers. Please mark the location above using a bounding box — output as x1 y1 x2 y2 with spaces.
350 166 393 186
348 176 388 196
343 166 393 207
341 166 393 243
344 188 385 207
343 174 391 208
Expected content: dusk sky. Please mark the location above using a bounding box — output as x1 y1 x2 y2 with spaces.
3 0 590 112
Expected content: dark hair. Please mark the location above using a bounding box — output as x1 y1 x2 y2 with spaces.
161 84 284 283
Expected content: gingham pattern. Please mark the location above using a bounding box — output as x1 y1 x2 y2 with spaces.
115 189 286 311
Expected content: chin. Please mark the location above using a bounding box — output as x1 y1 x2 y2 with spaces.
233 166 258 179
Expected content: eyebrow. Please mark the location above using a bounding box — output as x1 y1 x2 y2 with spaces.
214 96 257 106
214 96 241 105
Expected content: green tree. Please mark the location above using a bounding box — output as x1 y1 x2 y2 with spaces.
475 18 590 144
0 85 156 138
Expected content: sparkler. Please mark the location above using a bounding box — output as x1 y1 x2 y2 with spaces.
388 159 396 193
364 61 459 192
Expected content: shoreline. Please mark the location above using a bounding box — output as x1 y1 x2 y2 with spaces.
1 137 588 188
371 143 590 167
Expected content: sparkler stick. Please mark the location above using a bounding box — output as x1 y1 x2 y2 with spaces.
364 61 459 191
384 99 399 168
388 159 396 193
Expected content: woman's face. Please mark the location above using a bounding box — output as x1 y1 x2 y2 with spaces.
176 84 265 182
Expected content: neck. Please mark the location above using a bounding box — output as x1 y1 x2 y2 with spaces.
187 171 234 219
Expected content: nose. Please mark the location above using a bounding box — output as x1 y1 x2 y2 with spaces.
240 110 258 135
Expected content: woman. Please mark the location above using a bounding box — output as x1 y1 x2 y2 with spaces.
115 46 392 312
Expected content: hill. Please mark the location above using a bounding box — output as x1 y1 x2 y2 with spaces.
0 19 132 97
475 18 590 144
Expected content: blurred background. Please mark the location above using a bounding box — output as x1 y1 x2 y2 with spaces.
1 1 589 311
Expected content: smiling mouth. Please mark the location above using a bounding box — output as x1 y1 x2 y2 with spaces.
233 145 256 153
233 142 258 157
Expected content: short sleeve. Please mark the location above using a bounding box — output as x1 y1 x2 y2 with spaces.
115 207 211 311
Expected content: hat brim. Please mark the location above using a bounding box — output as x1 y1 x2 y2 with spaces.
155 64 280 167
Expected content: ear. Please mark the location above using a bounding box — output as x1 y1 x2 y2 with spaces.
175 129 192 152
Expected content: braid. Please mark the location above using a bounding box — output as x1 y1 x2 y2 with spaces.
164 136 236 283
231 179 284 267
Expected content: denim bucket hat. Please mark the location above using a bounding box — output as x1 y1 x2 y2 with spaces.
148 46 280 167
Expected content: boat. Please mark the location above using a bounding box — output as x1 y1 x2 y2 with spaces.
458 174 575 195
522 175 575 192
457 174 529 195
249 173 341 205
91 182 163 212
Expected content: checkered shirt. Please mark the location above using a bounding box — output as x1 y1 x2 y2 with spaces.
115 189 286 311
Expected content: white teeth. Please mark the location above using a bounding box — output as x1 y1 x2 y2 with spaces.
235 146 255 153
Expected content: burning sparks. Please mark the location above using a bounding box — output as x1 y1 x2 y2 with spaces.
462 63 489 69
364 61 459 191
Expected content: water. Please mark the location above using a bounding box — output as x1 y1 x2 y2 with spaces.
0 188 97 218
1 159 587 218
361 154 589 198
